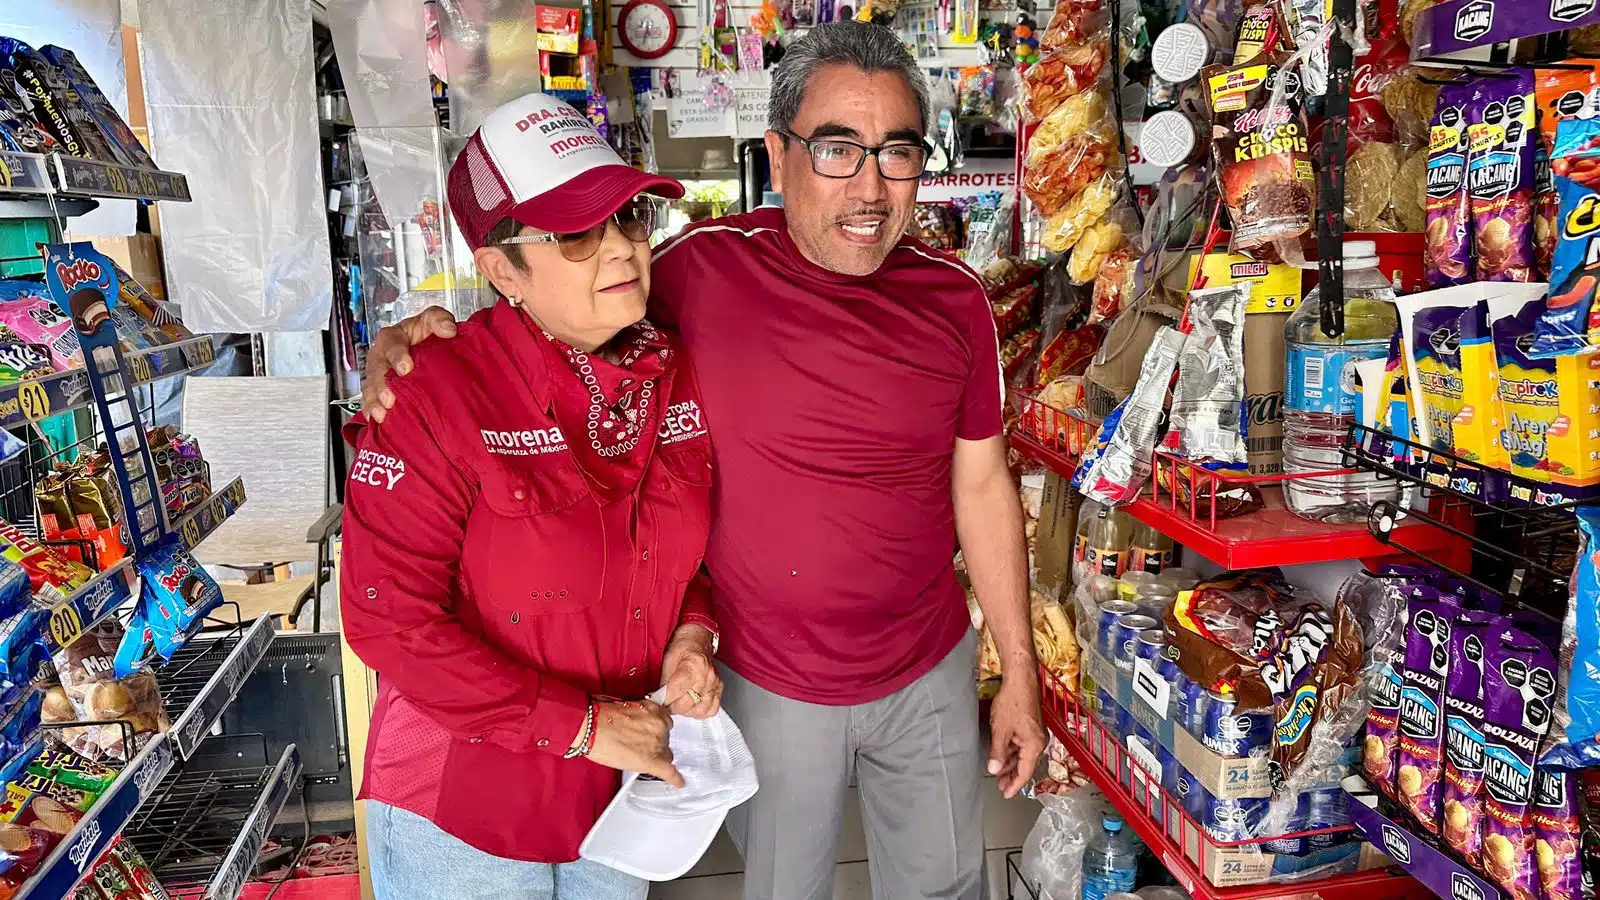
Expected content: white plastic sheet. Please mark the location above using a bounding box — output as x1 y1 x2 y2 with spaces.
436 0 546 136
138 0 332 333
0 0 135 236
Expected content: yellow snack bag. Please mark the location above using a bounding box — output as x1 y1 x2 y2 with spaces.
1452 302 1510 471
1495 299 1600 499
1411 302 1471 454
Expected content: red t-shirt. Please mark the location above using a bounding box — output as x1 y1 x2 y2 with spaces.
650 207 1004 705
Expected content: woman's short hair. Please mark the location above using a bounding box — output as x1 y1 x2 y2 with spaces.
483 217 530 272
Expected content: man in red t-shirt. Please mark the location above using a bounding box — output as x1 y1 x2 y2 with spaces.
363 21 1044 900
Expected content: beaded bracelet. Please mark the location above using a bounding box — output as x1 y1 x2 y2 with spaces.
565 701 597 760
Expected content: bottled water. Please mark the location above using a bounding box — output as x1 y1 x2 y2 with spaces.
1082 815 1140 900
1282 242 1401 523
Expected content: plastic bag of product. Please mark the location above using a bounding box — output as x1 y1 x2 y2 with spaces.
1019 786 1105 900
1038 0 1109 54
1163 283 1249 469
1545 508 1600 769
1041 173 1120 254
1021 39 1110 123
1203 52 1316 254
961 191 1014 273
1425 78 1476 289
1024 89 1117 217
1073 326 1185 506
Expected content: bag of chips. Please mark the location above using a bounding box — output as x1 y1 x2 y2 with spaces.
114 536 223 675
1426 79 1476 288
1466 69 1537 283
1533 115 1600 356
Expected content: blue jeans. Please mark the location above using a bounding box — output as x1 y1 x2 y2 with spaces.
366 801 648 900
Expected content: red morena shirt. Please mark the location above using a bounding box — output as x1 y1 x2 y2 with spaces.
649 206 1004 706
340 300 716 863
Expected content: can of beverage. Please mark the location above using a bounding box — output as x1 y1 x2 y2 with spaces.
1157 567 1202 591
1096 687 1117 726
1157 745 1179 797
1175 676 1209 736
1096 599 1140 659
1156 650 1181 685
1134 629 1166 668
1196 787 1268 842
1117 571 1161 602
1200 690 1273 758
1176 770 1203 820
1303 789 1350 852
1113 614 1158 672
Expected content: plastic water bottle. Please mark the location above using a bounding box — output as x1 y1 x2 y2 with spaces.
1082 815 1140 900
1282 241 1400 523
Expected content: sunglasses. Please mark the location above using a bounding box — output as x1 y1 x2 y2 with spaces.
496 196 662 262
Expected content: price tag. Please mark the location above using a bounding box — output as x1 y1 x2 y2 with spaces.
105 164 128 196
1126 733 1162 780
180 515 201 548
48 603 83 649
128 354 153 385
1132 656 1172 719
17 380 49 421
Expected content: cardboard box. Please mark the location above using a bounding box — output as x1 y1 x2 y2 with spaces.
89 234 165 300
1031 471 1080 600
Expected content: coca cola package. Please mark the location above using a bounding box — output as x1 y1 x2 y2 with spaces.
1481 630 1558 900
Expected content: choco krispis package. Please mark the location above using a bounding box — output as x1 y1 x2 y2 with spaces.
1466 69 1537 283
1205 54 1316 253
1481 631 1558 900
1427 80 1476 287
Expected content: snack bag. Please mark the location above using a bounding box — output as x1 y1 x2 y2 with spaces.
1411 302 1471 455
0 522 91 607
0 284 81 372
115 535 222 672
1023 89 1115 217
37 47 154 170
24 748 116 792
1364 633 1406 799
0 38 118 161
1020 39 1109 123
1232 3 1283 63
1163 284 1249 469
1531 767 1584 900
1466 69 1537 283
1497 299 1600 492
1441 609 1508 864
1075 327 1185 505
1396 593 1460 834
1426 80 1475 288
0 73 57 154
1562 509 1600 766
1452 302 1511 473
1205 54 1316 253
1480 630 1558 900
1534 62 1600 279
106 839 170 900
1534 115 1600 356
53 623 170 762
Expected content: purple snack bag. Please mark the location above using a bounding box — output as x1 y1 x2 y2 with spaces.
1482 630 1558 900
1364 574 1429 797
1427 80 1476 288
1466 68 1537 283
1532 767 1584 900
1442 609 1507 864
1397 593 1459 833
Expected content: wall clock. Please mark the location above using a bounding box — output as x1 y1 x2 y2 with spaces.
618 0 679 60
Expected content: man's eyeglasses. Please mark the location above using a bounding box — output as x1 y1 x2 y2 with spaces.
780 131 931 181
496 196 662 262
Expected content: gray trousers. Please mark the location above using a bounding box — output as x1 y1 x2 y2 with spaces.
720 632 984 900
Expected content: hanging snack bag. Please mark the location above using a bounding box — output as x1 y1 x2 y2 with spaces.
1534 116 1600 356
119 536 222 672
1426 80 1476 288
1020 38 1110 123
1232 3 1283 63
1466 69 1537 282
1411 301 1471 457
0 38 118 162
1396 592 1462 835
1534 63 1600 279
1441 609 1508 865
1205 54 1316 253
1480 630 1558 900
1531 767 1584 900
37 46 155 170
1163 284 1249 469
1023 89 1116 217
1497 299 1600 496
1563 509 1600 766
1075 327 1185 506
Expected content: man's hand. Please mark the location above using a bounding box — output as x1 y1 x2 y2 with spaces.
661 625 722 719
987 671 1046 799
585 698 685 787
362 306 460 423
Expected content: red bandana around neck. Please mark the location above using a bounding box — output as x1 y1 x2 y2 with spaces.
538 320 674 487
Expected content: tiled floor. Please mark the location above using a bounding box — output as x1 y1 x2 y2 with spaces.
649 775 1039 900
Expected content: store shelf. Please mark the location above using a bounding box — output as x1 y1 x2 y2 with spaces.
128 745 301 900
0 335 217 432
1412 0 1600 62
160 616 276 760
0 152 56 195
171 478 247 554
49 155 191 203
15 734 177 900
1037 669 1431 900
1343 783 1506 900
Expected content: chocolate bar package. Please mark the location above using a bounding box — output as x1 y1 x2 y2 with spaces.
1426 79 1476 288
38 46 153 169
1466 68 1537 283
0 70 56 154
1442 609 1507 863
0 38 117 161
1481 631 1558 899
1397 593 1460 833
1533 767 1585 900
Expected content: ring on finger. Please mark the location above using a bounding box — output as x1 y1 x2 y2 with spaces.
687 689 703 705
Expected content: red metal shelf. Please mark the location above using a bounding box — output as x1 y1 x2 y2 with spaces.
1038 670 1433 900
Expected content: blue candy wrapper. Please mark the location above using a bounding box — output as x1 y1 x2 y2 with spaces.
1549 507 1600 767
1532 117 1600 357
115 536 221 675
0 556 29 622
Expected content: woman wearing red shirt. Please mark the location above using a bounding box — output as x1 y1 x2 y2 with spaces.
341 93 721 899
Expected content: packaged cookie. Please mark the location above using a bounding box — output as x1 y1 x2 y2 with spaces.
1532 767 1584 900
53 623 170 762
37 47 155 170
1204 54 1315 253
1426 79 1475 288
1466 69 1537 283
0 38 118 161
1396 592 1460 834
1441 609 1507 865
1481 630 1558 900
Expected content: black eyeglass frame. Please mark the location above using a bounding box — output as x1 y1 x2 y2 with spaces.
778 130 933 181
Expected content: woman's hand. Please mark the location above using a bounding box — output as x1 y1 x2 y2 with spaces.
362 306 461 423
661 625 722 719
585 699 684 788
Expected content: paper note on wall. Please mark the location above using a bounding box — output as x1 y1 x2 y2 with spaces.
667 93 734 138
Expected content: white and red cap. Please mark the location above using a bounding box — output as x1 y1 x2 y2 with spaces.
448 93 683 250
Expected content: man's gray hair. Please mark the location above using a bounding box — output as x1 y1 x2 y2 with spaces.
767 21 930 136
